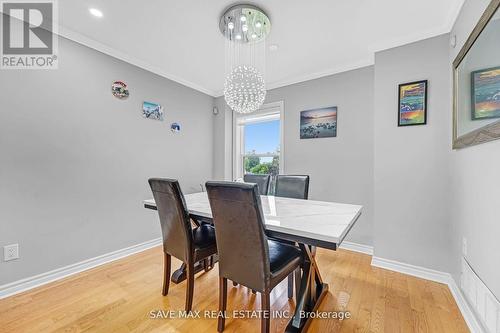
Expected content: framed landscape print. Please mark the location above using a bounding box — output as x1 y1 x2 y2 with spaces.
471 66 500 120
398 80 427 126
300 107 337 139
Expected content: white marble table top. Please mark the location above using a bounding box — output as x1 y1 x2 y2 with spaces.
144 192 362 248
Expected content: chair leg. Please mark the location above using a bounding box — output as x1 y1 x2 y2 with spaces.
287 272 294 299
261 292 270 333
162 253 171 296
294 267 301 299
204 258 210 272
218 277 228 332
185 261 194 312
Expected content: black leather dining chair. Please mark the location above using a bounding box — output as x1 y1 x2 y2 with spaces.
205 181 303 333
230 174 271 290
148 178 217 311
275 175 310 200
274 175 310 298
243 174 270 195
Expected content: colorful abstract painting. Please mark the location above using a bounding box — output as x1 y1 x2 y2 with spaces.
300 107 337 139
471 67 500 120
142 101 164 121
398 80 427 126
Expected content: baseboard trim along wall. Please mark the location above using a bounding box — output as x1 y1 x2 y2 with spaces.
0 238 162 300
339 241 374 255
0 239 373 300
460 257 500 333
372 256 486 333
0 238 486 333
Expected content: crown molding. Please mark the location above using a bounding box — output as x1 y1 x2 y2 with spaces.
372 0 464 53
214 57 375 97
57 26 219 97
3 0 465 99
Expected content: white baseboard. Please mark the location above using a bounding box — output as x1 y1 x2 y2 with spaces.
0 238 485 333
0 238 162 300
339 241 374 255
372 256 485 333
371 256 451 284
0 239 371 300
449 276 487 333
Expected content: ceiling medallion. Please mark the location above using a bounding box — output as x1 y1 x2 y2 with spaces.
220 4 271 114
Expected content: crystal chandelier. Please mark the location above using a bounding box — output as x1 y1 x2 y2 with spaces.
219 4 271 114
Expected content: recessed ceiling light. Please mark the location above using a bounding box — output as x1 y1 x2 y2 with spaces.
235 34 242 40
89 8 103 18
240 15 246 22
228 22 234 30
242 24 248 32
255 21 262 28
269 44 279 51
251 33 257 39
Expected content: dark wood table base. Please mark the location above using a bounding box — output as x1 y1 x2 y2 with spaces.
286 244 329 332
146 203 332 332
171 255 218 283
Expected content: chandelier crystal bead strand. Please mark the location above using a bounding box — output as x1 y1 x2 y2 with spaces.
219 4 271 114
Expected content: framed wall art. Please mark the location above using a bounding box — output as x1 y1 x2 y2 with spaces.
398 80 427 126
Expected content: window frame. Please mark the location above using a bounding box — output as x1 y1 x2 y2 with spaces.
232 101 285 180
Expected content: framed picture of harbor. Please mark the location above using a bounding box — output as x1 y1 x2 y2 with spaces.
471 66 500 120
398 80 427 126
300 107 337 139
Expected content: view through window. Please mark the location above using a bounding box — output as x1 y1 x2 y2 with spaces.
244 119 280 175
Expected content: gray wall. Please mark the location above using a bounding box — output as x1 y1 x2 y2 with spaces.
212 97 233 181
214 67 375 246
449 0 500 299
373 34 453 272
0 35 214 285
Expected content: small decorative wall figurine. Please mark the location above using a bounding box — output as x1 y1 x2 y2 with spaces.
471 67 500 120
111 81 129 99
398 80 427 126
300 107 337 139
170 122 181 133
142 101 164 121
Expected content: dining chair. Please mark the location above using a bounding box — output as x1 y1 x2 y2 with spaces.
205 181 303 333
243 173 270 195
148 178 217 311
274 175 310 200
274 175 310 298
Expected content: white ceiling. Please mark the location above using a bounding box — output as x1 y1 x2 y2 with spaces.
58 0 465 96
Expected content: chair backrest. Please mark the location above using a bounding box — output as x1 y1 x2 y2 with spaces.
148 178 193 262
205 181 270 291
275 175 310 199
243 174 270 195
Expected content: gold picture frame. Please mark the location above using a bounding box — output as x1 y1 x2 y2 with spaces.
452 0 500 149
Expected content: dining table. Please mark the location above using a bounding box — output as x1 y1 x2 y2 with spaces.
144 192 362 333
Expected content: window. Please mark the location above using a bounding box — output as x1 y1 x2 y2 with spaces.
233 102 284 182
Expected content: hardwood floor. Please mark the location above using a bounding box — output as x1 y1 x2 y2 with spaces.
0 247 469 333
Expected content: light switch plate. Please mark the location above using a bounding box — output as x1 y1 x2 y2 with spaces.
4 244 19 261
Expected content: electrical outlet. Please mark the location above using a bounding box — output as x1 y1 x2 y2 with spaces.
3 244 19 261
462 237 468 256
